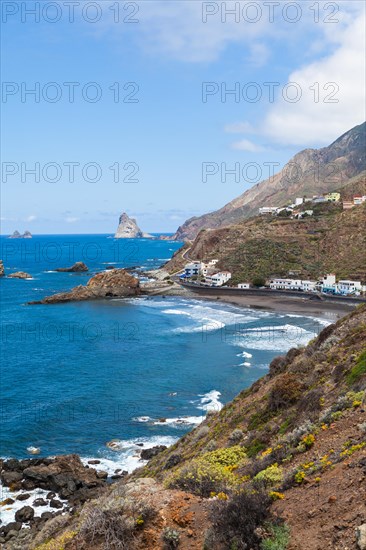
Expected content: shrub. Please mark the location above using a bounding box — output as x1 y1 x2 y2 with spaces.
77 496 155 550
296 389 323 417
260 523 290 550
254 464 283 487
268 374 303 412
166 457 239 497
302 433 315 449
192 425 210 442
269 356 286 377
209 488 272 549
229 428 244 443
347 351 366 386
164 453 182 470
202 445 247 467
162 527 180 549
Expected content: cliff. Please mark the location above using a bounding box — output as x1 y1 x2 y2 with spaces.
174 122 366 240
115 213 152 239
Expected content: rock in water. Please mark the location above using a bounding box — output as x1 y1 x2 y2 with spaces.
29 269 140 304
0 260 4 277
55 262 88 272
8 230 32 239
8 271 32 279
114 212 152 238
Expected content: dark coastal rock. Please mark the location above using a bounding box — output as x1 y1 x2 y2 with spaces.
41 511 54 520
1 498 15 505
8 271 32 279
55 261 88 272
1 471 23 485
16 493 31 501
29 269 140 304
0 260 4 277
0 521 22 535
96 470 108 479
140 445 167 460
87 459 100 465
49 499 63 509
15 506 34 523
33 498 47 507
22 479 37 491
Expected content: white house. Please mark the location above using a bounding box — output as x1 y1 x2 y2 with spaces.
295 197 304 206
338 280 362 295
184 261 204 277
237 283 250 289
269 279 303 291
322 274 336 288
259 207 278 215
206 259 219 267
205 271 231 287
354 196 366 205
301 280 317 292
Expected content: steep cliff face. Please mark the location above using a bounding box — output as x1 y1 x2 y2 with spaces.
115 213 152 239
174 122 366 240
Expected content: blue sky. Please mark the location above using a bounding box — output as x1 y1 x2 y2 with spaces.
1 0 365 234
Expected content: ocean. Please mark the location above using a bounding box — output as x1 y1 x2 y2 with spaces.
0 234 329 475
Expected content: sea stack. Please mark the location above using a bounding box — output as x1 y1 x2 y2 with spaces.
114 213 152 239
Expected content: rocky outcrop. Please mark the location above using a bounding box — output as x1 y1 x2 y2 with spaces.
29 268 140 304
0 260 4 277
114 212 152 238
174 122 366 240
55 262 88 272
8 271 32 279
0 455 107 503
8 230 32 239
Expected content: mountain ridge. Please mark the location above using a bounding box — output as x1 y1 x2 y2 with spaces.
174 122 366 240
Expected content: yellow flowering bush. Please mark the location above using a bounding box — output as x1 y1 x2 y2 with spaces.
254 463 283 486
35 531 77 550
340 442 366 457
269 491 285 501
294 470 306 484
167 456 240 497
302 433 315 449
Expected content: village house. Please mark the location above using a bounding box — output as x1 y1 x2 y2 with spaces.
342 200 354 210
353 196 366 205
259 206 278 215
205 271 231 287
237 283 250 289
183 259 219 278
338 280 362 295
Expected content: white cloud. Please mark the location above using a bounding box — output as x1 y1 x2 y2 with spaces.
231 139 266 153
262 12 366 146
246 42 270 68
25 215 37 222
225 121 255 134
65 217 79 223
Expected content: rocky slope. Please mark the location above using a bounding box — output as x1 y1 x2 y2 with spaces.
174 122 366 240
3 305 365 549
115 213 152 239
165 201 366 285
29 269 140 304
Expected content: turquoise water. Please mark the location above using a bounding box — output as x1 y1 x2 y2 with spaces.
0 235 328 471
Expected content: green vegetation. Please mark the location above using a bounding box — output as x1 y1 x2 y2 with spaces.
254 464 283 486
347 350 366 385
261 523 290 550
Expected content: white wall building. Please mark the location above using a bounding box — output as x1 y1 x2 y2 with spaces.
237 283 250 289
338 280 362 295
205 271 231 287
184 261 204 277
301 280 317 292
259 207 278 215
269 279 303 290
295 197 304 205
